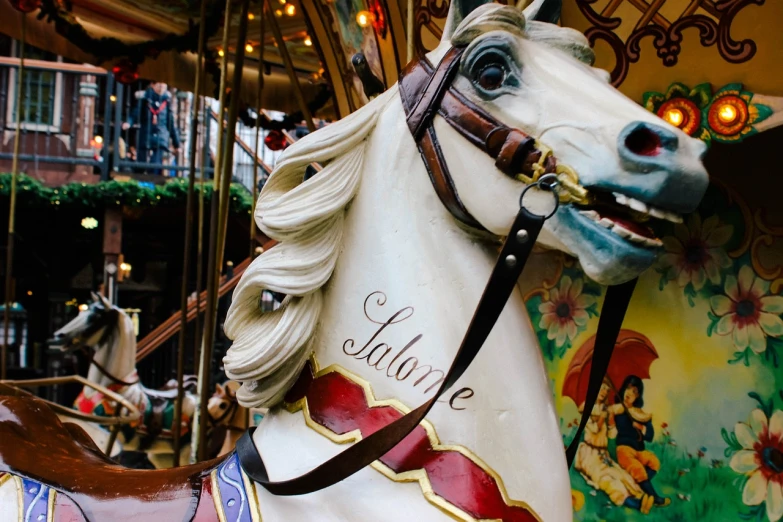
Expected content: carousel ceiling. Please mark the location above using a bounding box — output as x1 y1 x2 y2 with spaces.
0 0 779 119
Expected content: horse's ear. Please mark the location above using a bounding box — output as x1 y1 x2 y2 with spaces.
215 383 224 396
441 0 494 43
521 0 562 24
98 293 112 309
90 291 99 303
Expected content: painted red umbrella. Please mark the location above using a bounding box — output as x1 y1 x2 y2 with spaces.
562 329 659 407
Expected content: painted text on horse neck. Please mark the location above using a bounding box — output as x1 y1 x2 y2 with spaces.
342 291 474 411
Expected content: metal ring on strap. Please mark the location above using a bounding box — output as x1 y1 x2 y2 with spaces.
519 173 560 220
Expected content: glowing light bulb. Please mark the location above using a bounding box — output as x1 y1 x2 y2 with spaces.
110 95 116 102
285 4 295 15
245 43 254 53
304 36 312 46
663 108 684 127
93 135 103 145
275 9 282 16
356 10 373 27
218 48 225 57
718 103 738 124
79 304 88 312
248 12 255 20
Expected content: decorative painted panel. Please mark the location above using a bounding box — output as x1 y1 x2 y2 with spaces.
520 130 783 521
574 0 763 87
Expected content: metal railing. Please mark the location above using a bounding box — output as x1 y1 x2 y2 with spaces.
0 57 285 192
0 58 112 179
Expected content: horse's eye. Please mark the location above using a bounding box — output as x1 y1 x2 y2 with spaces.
477 64 504 90
219 402 227 410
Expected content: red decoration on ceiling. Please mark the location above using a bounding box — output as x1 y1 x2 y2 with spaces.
367 0 387 38
264 130 288 151
707 95 749 136
656 98 702 137
111 60 140 85
9 0 41 13
285 362 540 522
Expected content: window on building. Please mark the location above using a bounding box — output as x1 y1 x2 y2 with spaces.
5 41 63 131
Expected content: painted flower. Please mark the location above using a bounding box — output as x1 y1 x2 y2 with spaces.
710 265 783 353
659 213 733 291
538 277 594 348
729 409 783 521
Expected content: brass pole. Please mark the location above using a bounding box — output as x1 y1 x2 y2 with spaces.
3 16 25 381
251 4 266 259
192 0 235 464
195 0 251 462
193 102 205 374
407 0 415 62
173 0 209 467
265 0 315 132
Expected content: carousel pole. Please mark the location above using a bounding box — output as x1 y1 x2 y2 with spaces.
3 15 26 381
194 0 251 463
191 0 234 464
265 0 315 132
251 4 265 259
193 100 205 371
406 0 414 62
172 0 209 467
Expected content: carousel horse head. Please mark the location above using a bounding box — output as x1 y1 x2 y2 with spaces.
207 381 241 425
223 0 709 408
427 0 709 284
49 293 123 353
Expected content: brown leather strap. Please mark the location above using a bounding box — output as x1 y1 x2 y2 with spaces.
403 47 465 140
398 48 553 230
418 125 485 230
402 53 546 179
79 345 140 387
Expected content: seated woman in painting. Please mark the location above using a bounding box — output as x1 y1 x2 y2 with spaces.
610 375 671 509
574 378 650 512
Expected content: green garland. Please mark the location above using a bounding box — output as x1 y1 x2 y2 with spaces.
0 174 253 215
35 0 225 66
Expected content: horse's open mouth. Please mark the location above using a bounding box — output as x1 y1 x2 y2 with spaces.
573 190 683 249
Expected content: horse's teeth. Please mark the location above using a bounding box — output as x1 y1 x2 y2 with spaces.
611 224 632 239
610 223 663 248
598 218 614 228
628 198 648 213
613 192 629 205
578 210 600 221
662 211 683 224
613 192 683 224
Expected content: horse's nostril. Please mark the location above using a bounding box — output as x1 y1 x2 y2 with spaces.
624 126 662 157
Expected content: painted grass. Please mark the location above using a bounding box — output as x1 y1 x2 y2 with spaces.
571 441 749 522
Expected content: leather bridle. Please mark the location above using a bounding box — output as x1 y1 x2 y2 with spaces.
398 46 588 231
237 47 635 495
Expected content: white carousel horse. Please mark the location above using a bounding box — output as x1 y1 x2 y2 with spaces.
50 292 199 468
0 0 708 519
217 1 708 520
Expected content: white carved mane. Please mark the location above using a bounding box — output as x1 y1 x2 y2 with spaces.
223 4 595 408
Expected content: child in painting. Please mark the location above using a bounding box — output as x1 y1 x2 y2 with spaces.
610 375 671 510
574 378 649 512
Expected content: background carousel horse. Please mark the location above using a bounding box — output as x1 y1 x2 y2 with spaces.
207 380 266 457
49 292 200 469
0 0 709 520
